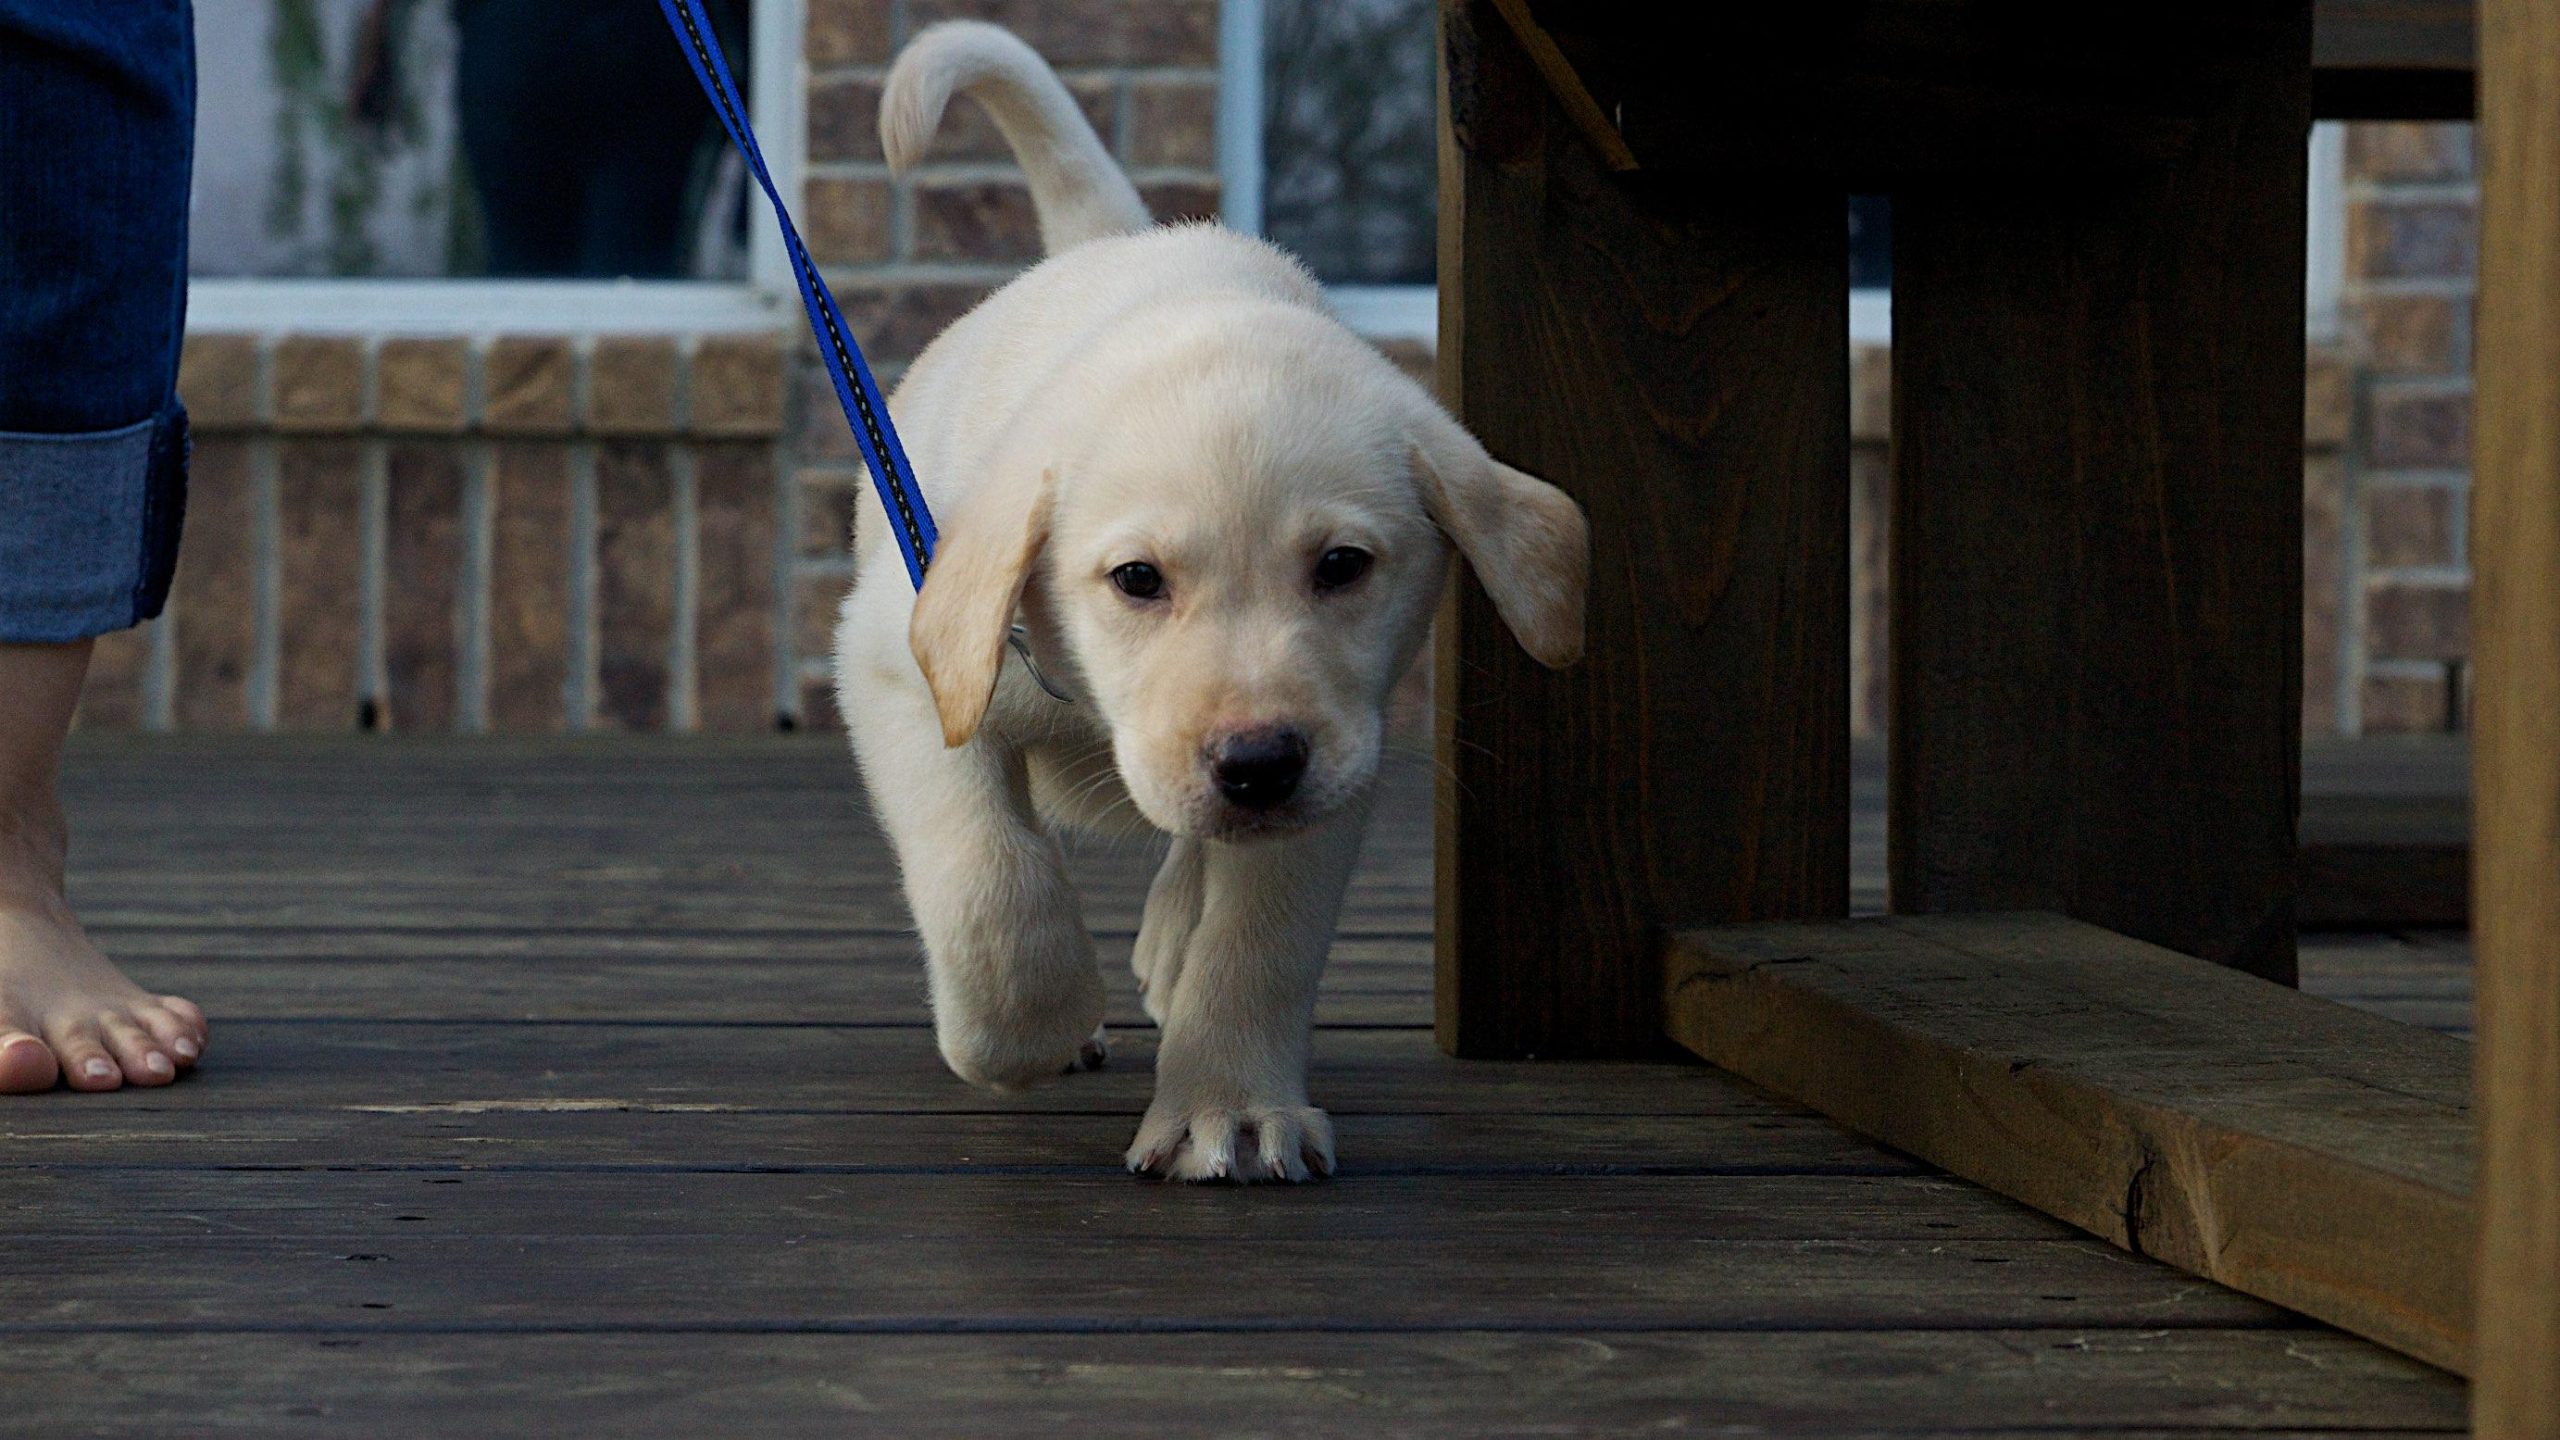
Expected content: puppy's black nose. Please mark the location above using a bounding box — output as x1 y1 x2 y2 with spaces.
1212 729 1309 811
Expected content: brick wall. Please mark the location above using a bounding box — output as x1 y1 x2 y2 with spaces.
84 0 1221 733
787 0 1225 728
95 22 2468 742
79 332 794 733
2326 121 2477 734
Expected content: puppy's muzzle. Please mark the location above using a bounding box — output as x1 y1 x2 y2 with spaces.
1210 727 1310 812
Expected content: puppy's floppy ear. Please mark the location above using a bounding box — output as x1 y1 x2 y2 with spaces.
1409 408 1589 669
909 465 1055 747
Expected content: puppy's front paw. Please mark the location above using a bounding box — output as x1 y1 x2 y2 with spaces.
1125 1101 1336 1183
937 980 1107 1092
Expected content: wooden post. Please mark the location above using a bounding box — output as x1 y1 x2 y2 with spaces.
2470 0 2560 1424
1887 7 2312 984
1433 0 1850 1059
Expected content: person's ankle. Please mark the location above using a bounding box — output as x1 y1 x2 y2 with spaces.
0 782 69 899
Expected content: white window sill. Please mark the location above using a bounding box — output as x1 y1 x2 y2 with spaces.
186 280 797 337
1850 288 1891 345
1333 285 1898 349
1326 285 1436 343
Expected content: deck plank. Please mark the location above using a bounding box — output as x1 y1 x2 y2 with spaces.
2 1171 2084 1241
0 1023 1802 1117
1666 912 2475 1372
5 1234 2284 1333
3 737 2473 1433
0 1331 2462 1437
99 948 1431 1028
0 1111 1924 1177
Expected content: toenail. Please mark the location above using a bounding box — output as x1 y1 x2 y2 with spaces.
173 1038 199 1059
82 1058 114 1080
144 1052 173 1077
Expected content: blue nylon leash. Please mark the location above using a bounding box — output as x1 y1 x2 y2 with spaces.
657 0 937 587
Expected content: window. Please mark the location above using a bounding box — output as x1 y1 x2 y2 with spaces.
188 0 801 332
1849 196 1891 343
1224 0 1438 341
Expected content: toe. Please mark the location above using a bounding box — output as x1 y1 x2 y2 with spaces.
1300 1109 1338 1177
47 1020 120 1092
0 1032 58 1093
136 1004 200 1068
157 995 208 1048
101 1015 175 1086
1171 1110 1239 1183
1254 1112 1311 1183
1126 1108 1189 1175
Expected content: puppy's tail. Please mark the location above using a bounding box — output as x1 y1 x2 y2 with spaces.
881 21 1151 255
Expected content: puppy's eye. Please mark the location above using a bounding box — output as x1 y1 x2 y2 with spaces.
1110 561 1166 601
1313 546 1373 592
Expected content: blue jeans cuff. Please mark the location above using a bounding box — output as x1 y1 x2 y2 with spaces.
0 405 189 643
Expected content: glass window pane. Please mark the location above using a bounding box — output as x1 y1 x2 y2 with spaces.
1849 195 1890 290
1261 0 1437 287
190 0 751 280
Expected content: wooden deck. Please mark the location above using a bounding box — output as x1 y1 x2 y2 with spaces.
0 737 2468 1433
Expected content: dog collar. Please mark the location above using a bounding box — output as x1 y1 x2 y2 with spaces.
1007 625 1076 704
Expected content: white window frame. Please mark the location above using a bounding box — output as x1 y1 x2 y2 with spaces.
186 0 804 336
2306 120 2348 344
1221 0 1438 343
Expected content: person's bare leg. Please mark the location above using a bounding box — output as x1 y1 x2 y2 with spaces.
0 640 204 1092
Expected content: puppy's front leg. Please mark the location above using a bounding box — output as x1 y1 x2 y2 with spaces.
1126 797 1370 1182
1130 838 1203 1026
856 710 1105 1091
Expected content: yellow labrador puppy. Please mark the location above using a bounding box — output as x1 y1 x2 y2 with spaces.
835 21 1587 1181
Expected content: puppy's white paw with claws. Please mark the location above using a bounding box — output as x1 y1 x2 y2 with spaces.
1125 1102 1335 1183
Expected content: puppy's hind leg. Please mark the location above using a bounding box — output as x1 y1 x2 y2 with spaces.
1130 838 1203 1027
851 700 1106 1092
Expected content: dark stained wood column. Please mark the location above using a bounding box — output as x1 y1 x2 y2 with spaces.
1433 1 1851 1059
1887 6 2313 984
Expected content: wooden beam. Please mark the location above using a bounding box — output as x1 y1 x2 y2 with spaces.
2299 741 2471 929
2314 0 2477 116
1479 2 2461 180
2300 801 2470 930
2299 834 2470 929
1888 5 2310 984
1483 0 1636 171
2315 0 2475 69
1664 912 2474 1373
2470 0 2560 1427
1434 0 1850 1058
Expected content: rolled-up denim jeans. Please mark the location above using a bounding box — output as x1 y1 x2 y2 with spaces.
0 1 193 643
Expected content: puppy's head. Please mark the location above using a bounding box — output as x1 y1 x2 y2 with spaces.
910 308 1586 839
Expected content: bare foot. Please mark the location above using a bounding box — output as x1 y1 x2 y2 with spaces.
0 776 205 1095
0 638 208 1093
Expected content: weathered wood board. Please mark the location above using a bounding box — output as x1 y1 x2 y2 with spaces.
1435 0 1849 1059
2470 0 2560 1425
5 738 2473 1433
0 1331 2463 1438
1665 912 2474 1373
1887 7 2311 984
